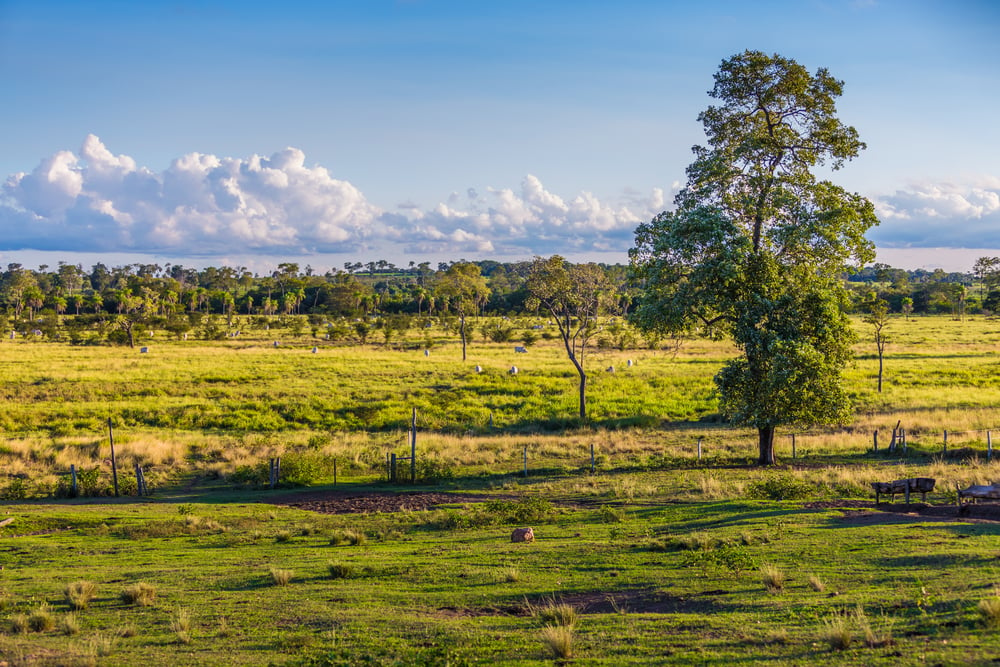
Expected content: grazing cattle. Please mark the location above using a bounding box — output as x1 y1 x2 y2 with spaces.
424 349 430 356
475 365 483 373
606 366 615 373
627 359 633 367
311 347 318 353
514 346 528 353
509 365 519 375
140 346 149 353
510 527 534 543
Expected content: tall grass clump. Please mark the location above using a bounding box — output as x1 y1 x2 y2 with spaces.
533 602 577 628
327 562 356 579
65 580 97 610
978 592 1000 628
27 604 56 632
821 613 852 651
760 564 786 593
121 582 157 606
171 607 193 644
540 625 574 660
269 568 294 586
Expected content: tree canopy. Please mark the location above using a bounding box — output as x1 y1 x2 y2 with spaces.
630 51 878 464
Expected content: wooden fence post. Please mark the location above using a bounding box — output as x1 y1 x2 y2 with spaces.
70 464 77 497
590 443 595 473
411 407 417 484
989 431 993 461
107 417 119 498
901 429 907 455
697 438 702 461
873 430 878 453
523 446 528 478
791 434 797 459
333 459 338 486
390 453 397 483
943 430 948 455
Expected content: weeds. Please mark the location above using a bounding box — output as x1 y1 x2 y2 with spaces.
979 593 1000 628
329 529 366 546
9 613 28 634
532 602 577 628
495 567 521 583
809 575 826 593
821 613 852 651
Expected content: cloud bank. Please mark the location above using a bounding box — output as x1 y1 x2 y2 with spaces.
4 137 996 260
1 136 667 259
872 177 1000 248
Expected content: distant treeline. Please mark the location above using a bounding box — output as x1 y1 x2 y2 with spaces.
2 257 999 338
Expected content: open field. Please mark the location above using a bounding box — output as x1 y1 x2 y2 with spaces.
3 314 1000 664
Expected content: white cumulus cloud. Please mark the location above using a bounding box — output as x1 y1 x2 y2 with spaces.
1 137 671 258
872 177 1000 247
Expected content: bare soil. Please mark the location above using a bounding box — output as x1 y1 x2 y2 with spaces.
270 490 499 515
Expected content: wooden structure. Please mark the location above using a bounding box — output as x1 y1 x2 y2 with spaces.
871 477 935 504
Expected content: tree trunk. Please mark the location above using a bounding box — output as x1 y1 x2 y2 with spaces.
578 370 587 421
877 351 883 393
460 315 467 362
758 425 776 465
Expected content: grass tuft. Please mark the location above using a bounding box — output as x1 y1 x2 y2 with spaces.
27 604 56 632
270 568 294 586
329 529 367 546
62 612 81 635
121 582 157 606
540 625 574 659
327 562 356 579
979 594 1000 628
808 575 826 592
171 607 193 644
760 563 785 593
534 602 577 628
65 580 97 610
821 613 852 651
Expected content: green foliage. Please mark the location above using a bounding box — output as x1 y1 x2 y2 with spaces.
745 474 815 501
630 51 877 464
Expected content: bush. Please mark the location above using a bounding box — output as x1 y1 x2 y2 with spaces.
327 562 357 579
269 568 294 586
745 474 814 501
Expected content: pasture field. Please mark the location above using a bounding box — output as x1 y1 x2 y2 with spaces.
3 314 1000 664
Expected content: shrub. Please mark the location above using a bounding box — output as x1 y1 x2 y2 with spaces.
745 474 814 501
9 613 28 634
275 530 293 543
329 529 366 546
65 580 97 610
121 582 157 606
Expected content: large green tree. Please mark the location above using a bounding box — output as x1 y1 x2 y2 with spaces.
525 256 615 421
630 51 878 464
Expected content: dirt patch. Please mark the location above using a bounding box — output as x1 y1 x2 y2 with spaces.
270 490 500 515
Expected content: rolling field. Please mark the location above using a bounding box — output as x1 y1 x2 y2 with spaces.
3 314 1000 664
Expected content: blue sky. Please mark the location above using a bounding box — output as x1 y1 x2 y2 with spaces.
1 0 998 273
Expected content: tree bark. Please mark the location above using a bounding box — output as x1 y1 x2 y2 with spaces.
578 370 587 421
459 314 467 362
758 425 776 465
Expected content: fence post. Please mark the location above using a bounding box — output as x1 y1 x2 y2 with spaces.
943 430 948 455
108 417 119 498
70 464 77 497
791 434 797 459
391 453 397 483
873 430 878 452
590 443 595 473
411 407 417 483
697 437 702 461
989 431 993 461
523 446 528 478
333 459 338 486
902 429 907 455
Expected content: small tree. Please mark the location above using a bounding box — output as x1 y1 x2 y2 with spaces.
900 296 913 320
526 256 614 421
863 295 890 393
436 262 490 362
